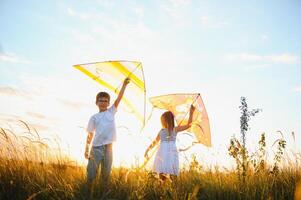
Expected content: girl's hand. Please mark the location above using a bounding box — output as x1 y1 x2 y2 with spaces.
144 150 149 159
190 105 196 113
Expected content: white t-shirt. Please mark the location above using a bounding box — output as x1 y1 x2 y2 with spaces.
86 105 117 146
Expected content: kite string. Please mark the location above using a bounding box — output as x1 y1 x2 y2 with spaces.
178 141 199 152
141 63 146 127
177 132 199 152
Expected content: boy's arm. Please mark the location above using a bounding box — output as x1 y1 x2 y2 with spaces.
114 78 130 109
175 105 196 133
84 132 94 159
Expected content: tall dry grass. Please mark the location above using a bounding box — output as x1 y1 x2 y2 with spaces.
0 121 300 200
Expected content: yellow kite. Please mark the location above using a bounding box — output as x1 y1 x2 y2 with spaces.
73 60 146 127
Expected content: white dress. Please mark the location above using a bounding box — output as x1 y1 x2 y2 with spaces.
152 128 179 175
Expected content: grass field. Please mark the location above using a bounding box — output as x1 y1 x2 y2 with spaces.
0 158 300 200
1 123 300 200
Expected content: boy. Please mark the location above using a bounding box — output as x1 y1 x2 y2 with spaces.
84 78 130 197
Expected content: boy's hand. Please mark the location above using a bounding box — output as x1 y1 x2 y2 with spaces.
123 77 130 86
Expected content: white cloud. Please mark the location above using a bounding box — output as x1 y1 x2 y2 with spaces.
224 53 299 64
265 54 298 64
243 64 271 71
168 0 191 7
66 2 143 21
0 52 31 64
163 6 181 20
199 15 229 29
133 6 145 18
200 16 209 25
161 0 191 24
67 7 75 16
70 30 96 43
261 34 269 42
225 53 261 62
96 0 114 8
293 86 301 92
65 6 93 20
0 86 32 99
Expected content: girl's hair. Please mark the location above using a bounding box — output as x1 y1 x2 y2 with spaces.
161 111 175 135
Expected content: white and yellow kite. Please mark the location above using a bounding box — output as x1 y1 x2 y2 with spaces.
149 93 211 147
140 93 211 168
73 60 146 127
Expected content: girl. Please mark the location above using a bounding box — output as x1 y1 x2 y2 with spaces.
144 105 195 180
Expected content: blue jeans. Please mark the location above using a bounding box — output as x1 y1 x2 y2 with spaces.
87 144 113 185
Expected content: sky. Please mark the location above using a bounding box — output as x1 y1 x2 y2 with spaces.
0 0 300 169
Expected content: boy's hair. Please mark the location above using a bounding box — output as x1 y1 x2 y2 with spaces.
95 92 110 103
161 111 175 135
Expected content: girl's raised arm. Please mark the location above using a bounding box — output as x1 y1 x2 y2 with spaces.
175 105 195 133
